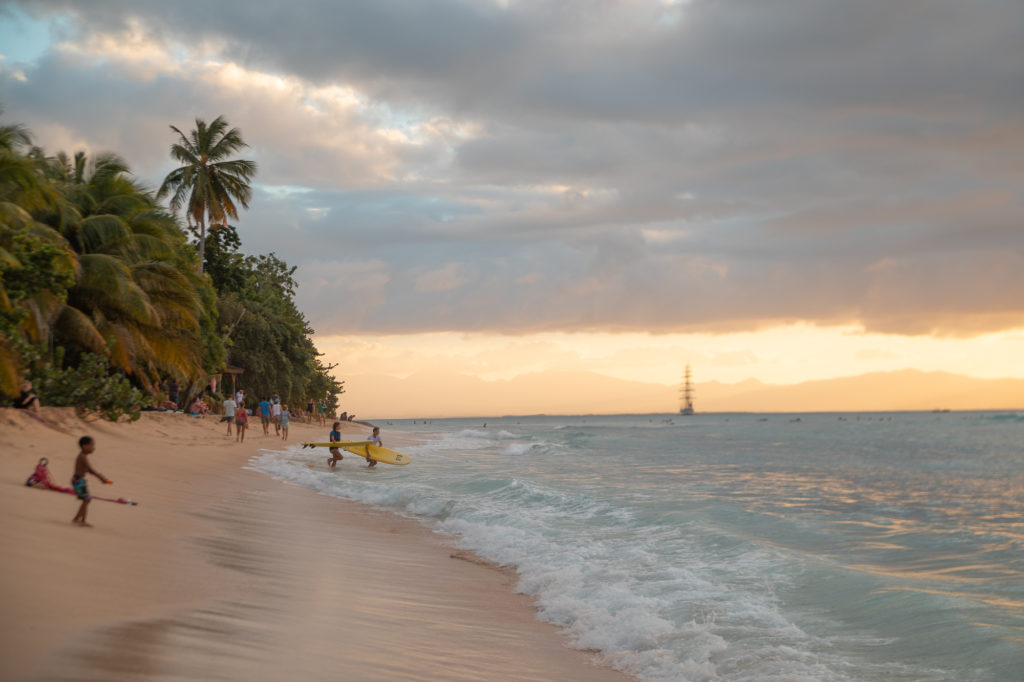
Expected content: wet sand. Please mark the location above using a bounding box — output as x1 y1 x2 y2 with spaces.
0 408 629 681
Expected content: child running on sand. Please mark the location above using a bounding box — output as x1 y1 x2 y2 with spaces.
71 436 112 527
327 421 344 467
235 402 248 442
280 405 290 440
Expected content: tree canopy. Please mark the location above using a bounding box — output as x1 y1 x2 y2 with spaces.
157 116 257 272
205 224 345 409
0 110 344 419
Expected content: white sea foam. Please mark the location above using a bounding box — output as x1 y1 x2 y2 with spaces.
452 428 519 441
501 442 534 456
248 412 1024 682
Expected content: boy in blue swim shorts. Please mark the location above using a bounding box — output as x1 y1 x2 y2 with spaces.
71 435 112 527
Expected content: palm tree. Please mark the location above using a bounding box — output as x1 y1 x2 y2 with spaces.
0 109 221 397
0 111 74 393
157 116 257 272
56 153 211 387
14 150 213 390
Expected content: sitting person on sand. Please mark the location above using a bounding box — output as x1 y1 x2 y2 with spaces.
188 397 209 415
327 421 344 467
15 380 41 415
71 435 112 527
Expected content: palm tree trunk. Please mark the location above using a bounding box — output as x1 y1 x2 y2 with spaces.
198 212 207 273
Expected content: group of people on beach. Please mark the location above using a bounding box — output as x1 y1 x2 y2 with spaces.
143 380 345 432
216 389 356 443
221 390 293 443
57 386 378 528
64 418 385 530
61 422 385 530
302 398 351 426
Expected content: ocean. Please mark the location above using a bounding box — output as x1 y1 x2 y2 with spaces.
251 412 1024 682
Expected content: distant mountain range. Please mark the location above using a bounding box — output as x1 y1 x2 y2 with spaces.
344 369 1024 419
700 370 1024 413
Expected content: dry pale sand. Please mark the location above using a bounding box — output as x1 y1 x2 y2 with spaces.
0 408 630 682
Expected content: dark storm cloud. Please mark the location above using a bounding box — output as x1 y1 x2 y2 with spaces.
3 0 1024 337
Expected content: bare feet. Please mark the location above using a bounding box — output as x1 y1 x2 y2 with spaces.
72 519 93 527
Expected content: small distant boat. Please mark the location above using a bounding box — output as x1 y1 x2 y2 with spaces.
679 365 695 415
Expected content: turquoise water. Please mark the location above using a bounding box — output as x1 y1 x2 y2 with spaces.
252 412 1024 681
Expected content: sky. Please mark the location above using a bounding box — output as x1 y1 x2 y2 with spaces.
1 0 1023 416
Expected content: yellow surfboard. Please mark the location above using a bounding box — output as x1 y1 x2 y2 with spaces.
301 441 374 449
340 442 411 466
300 441 412 466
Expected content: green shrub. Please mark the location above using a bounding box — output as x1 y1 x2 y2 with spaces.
33 349 148 421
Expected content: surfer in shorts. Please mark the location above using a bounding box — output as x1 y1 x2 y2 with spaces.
328 421 344 467
71 435 112 527
365 426 382 468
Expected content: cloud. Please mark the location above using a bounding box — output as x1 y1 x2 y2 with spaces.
3 0 1024 339
414 262 469 293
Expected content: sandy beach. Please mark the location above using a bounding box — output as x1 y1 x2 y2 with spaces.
0 408 629 682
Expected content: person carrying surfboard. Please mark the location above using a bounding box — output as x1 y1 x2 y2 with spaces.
71 436 113 527
327 421 344 468
365 427 382 468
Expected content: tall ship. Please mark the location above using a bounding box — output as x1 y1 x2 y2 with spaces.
679 365 695 415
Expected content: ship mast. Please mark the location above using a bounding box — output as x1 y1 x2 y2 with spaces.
679 365 695 415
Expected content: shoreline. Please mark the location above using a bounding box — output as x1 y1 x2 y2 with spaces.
0 408 630 681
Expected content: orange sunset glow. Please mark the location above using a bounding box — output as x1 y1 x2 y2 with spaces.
3 2 1022 417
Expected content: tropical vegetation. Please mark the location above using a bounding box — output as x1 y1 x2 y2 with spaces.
157 115 257 272
204 224 344 414
0 109 343 419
